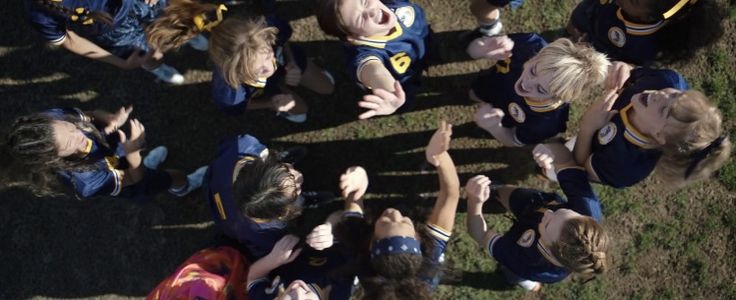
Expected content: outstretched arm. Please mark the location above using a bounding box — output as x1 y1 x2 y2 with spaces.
426 121 461 232
60 30 152 69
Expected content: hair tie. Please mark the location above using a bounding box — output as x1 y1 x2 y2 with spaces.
370 236 421 259
194 4 228 32
662 0 698 20
684 134 726 178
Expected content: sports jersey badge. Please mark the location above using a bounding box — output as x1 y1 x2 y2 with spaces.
598 122 617 145
394 6 416 28
608 27 626 48
517 229 535 248
508 102 526 123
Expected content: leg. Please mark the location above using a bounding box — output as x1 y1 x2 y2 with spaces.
470 0 501 25
299 60 335 95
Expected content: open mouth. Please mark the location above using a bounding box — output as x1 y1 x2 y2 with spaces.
377 9 390 25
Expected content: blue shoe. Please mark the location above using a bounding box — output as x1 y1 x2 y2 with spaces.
143 146 168 169
169 166 208 197
187 34 209 51
276 112 307 123
148 64 185 85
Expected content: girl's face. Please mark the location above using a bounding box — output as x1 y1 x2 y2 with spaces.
252 47 277 79
51 120 90 158
338 0 397 37
515 59 554 100
630 88 683 143
538 208 580 246
373 208 416 240
277 280 319 300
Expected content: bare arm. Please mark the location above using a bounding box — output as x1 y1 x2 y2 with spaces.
465 175 499 246
60 30 151 69
119 119 146 187
426 121 460 232
357 59 396 92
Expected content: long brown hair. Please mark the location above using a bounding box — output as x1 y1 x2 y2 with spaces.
145 0 218 53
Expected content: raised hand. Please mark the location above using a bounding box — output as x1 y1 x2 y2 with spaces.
581 89 618 132
426 120 452 167
265 235 302 266
474 103 505 130
100 106 133 134
306 223 333 251
465 175 492 204
606 61 633 91
340 166 368 202
466 35 514 61
119 118 146 154
358 81 406 119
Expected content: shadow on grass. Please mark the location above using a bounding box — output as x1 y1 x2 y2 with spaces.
0 187 219 298
444 269 517 291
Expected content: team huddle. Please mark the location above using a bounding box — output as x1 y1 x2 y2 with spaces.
8 0 732 299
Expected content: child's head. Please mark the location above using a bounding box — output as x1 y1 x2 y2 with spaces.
145 0 221 53
617 0 698 22
208 18 278 89
276 280 320 300
7 114 99 171
233 155 304 221
515 38 609 102
317 0 397 40
539 209 609 275
631 89 731 186
616 0 724 63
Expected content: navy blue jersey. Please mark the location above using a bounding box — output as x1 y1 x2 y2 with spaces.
589 68 688 188
345 0 429 86
44 108 130 198
570 0 664 65
488 168 603 283
25 0 132 44
471 33 570 145
210 16 305 115
203 134 288 260
247 245 354 300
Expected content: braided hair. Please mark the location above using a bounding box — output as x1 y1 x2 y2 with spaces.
35 0 113 26
549 217 609 276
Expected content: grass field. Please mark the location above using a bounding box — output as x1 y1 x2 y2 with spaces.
1 0 734 299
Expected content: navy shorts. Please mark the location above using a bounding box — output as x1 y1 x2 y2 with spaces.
93 0 167 58
119 167 172 202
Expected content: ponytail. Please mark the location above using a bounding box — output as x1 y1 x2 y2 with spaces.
657 90 731 187
145 0 223 53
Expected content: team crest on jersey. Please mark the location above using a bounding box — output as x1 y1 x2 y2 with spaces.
394 6 416 28
517 229 535 248
508 103 526 123
598 122 617 145
608 27 626 48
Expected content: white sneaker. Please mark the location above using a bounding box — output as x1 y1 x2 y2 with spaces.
187 34 209 51
479 20 503 37
147 64 185 85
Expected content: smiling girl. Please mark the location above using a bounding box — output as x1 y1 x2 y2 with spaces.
569 67 731 188
466 143 608 292
317 0 430 119
467 34 610 147
7 107 207 200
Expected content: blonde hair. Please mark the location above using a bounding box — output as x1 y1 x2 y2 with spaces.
145 0 218 53
532 38 610 102
656 90 731 187
209 18 278 89
549 217 609 275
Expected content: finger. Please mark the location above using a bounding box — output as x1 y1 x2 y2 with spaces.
117 130 127 143
358 110 377 120
371 88 393 99
361 94 386 104
358 100 381 110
